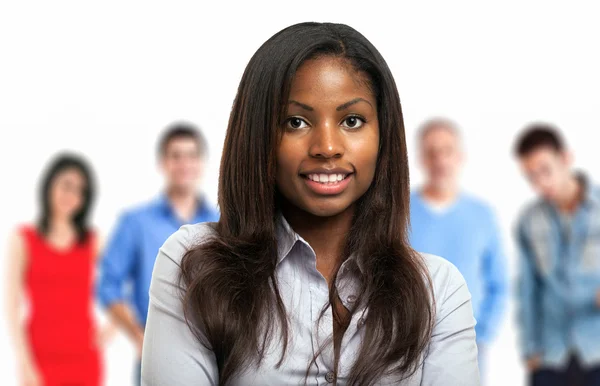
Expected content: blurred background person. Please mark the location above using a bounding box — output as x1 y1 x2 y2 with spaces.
409 118 509 382
5 153 111 386
514 124 600 386
97 122 219 385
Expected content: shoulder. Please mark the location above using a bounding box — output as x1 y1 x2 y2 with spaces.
121 200 158 219
516 198 547 232
7 225 31 263
150 222 218 300
112 201 159 230
590 183 600 202
459 193 495 216
420 252 469 306
409 190 422 205
12 224 37 249
157 222 218 267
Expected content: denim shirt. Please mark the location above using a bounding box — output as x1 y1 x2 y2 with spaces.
516 178 600 367
141 215 479 385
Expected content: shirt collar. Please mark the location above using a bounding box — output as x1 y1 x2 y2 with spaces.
156 192 208 221
275 212 364 274
577 173 600 208
275 212 301 266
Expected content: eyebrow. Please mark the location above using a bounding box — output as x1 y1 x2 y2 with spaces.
336 97 373 111
288 97 373 112
288 100 314 111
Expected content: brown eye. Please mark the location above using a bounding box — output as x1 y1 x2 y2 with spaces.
342 116 365 129
286 117 308 130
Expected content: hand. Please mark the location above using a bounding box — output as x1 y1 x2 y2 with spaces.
526 355 542 372
95 323 117 348
19 360 42 386
134 329 145 358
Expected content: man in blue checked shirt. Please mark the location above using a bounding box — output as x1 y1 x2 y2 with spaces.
409 118 509 384
514 123 600 386
97 122 219 385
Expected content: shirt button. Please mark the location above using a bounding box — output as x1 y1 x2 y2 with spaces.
325 371 336 383
347 294 357 303
358 317 365 327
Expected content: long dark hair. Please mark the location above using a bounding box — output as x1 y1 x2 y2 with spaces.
37 152 95 243
180 22 434 386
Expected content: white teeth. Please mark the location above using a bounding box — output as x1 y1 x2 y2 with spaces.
307 173 347 184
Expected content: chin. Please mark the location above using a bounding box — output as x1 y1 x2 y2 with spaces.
173 182 196 191
303 201 353 218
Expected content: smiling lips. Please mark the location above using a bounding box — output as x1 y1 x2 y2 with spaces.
301 171 353 195
306 173 347 183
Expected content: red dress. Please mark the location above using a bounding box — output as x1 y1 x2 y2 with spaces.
21 225 102 386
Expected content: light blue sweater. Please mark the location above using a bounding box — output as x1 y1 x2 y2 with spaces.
409 191 508 344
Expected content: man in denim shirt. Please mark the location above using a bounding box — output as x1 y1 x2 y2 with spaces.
514 123 600 386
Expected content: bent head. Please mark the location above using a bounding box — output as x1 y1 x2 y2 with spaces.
514 123 571 202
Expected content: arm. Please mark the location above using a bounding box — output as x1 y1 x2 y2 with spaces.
5 230 41 386
92 232 117 347
420 264 479 386
96 213 144 354
141 225 218 385
515 222 542 363
475 212 509 343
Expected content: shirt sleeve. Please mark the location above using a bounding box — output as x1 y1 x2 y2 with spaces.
515 219 542 359
421 261 480 386
475 209 509 343
141 224 219 386
97 212 138 308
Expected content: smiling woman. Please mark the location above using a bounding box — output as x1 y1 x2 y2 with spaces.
141 22 479 386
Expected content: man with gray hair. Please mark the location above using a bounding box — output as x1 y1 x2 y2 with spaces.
409 118 508 383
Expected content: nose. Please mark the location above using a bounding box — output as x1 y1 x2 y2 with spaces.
308 121 344 159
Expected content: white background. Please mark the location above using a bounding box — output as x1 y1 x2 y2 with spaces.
1 1 599 385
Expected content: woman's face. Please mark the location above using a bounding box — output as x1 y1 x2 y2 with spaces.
50 168 86 219
276 56 380 217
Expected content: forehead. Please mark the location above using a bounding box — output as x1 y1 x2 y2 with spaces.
520 147 563 166
53 167 85 187
421 126 460 147
164 136 199 153
289 57 374 101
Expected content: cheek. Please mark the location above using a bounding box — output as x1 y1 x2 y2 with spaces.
352 130 379 174
276 139 302 180
54 187 80 208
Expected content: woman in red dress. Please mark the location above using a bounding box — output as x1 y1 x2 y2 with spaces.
6 153 109 386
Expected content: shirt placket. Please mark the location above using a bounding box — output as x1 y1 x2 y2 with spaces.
303 245 337 385
336 261 366 381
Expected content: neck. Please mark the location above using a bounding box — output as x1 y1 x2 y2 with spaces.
166 187 199 221
48 215 74 234
556 175 582 213
421 182 458 204
281 203 352 266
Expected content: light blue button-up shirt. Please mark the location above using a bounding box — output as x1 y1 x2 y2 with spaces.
97 194 219 326
516 176 600 367
141 215 479 385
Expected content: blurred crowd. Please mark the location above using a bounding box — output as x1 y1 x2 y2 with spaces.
5 119 600 386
